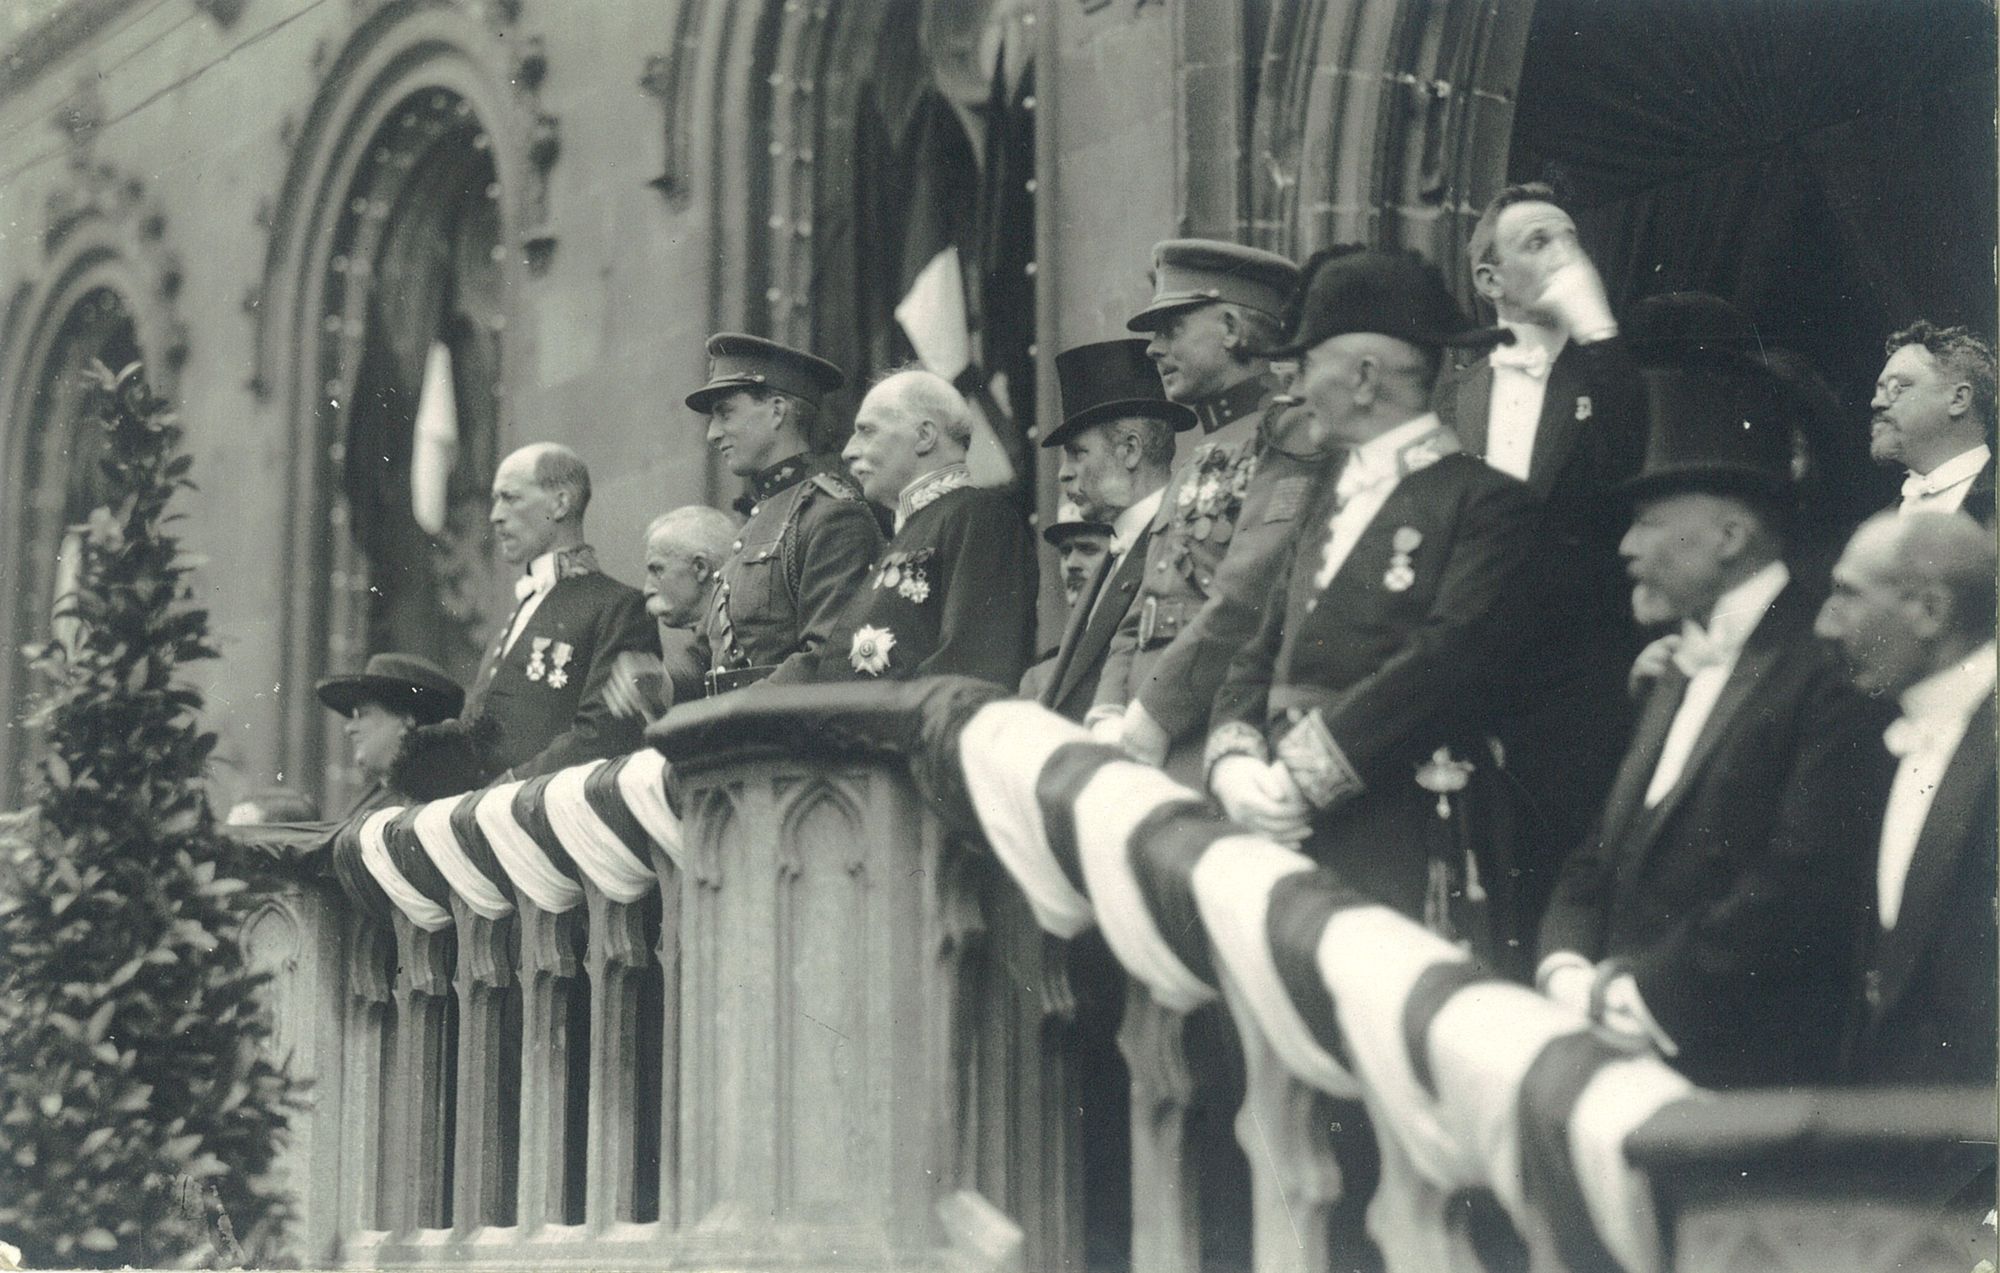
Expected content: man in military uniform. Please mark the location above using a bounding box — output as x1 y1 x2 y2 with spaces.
460 443 658 779
686 333 884 694
1084 239 1314 785
1038 337 1190 722
808 369 1035 687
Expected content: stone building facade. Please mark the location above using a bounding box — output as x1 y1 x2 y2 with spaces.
0 0 1991 815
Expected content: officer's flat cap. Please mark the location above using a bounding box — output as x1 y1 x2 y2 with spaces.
1126 239 1300 332
686 333 845 414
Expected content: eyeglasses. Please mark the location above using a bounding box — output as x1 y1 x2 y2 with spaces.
1876 374 1916 405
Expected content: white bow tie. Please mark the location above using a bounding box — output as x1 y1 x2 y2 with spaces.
1333 459 1392 508
514 572 544 602
1902 470 1947 501
1884 715 1948 759
1490 339 1552 380
1670 623 1730 676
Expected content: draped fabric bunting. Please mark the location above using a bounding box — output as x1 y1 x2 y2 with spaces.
331 751 681 922
940 699 1697 1273
323 691 1694 1272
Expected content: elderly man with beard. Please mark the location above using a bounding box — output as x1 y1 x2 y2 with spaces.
1036 338 1189 720
603 505 743 718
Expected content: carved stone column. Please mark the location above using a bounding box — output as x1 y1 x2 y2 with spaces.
512 896 585 1231
337 916 396 1236
1119 982 1202 1273
582 881 656 1229
386 912 456 1232
449 898 517 1231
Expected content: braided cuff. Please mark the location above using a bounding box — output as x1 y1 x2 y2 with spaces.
1274 710 1364 809
1203 720 1270 782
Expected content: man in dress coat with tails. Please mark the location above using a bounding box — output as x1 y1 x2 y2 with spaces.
1537 301 1896 1090
459 443 657 779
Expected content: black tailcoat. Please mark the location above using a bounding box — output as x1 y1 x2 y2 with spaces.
811 486 1036 688
1846 697 1998 1087
1539 581 1896 1089
464 570 657 778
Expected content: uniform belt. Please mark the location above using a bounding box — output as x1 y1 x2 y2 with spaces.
1135 596 1200 650
704 664 780 697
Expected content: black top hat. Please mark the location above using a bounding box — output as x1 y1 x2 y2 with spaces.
1263 246 1504 358
1042 516 1115 549
1127 240 1300 332
316 652 465 726
1043 339 1196 448
685 333 845 414
1618 292 1793 504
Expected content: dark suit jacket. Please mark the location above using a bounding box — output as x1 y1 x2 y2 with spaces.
1437 335 1650 927
812 486 1036 688
1039 524 1154 721
463 570 657 778
1540 581 1897 1089
1213 452 1546 915
1847 698 1998 1086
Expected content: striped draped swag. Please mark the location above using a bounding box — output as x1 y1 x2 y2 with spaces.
327 691 1695 1273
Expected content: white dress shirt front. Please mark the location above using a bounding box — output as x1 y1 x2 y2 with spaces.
1876 642 1997 929
1482 321 1567 482
1312 413 1457 592
1642 560 1791 807
1899 444 1990 517
502 550 562 657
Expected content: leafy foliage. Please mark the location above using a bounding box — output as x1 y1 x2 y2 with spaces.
0 362 299 1267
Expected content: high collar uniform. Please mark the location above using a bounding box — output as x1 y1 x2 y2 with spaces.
810 474 1036 688
705 452 884 694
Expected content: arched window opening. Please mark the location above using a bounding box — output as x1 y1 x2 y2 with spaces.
313 90 506 808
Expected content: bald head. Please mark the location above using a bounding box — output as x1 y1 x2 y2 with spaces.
491 443 591 563
1817 511 1996 695
842 367 974 505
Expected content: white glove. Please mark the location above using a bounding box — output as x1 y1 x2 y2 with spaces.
1539 955 1594 1016
1628 633 1681 698
1211 756 1312 843
1534 258 1617 344
1088 709 1126 746
603 651 667 723
1119 700 1171 767
1597 972 1679 1057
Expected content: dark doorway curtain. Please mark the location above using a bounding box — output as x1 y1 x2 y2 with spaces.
1510 0 1997 534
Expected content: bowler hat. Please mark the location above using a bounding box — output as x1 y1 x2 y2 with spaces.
1263 246 1504 358
1618 292 1792 504
316 652 464 726
685 333 845 414
1126 240 1300 332
1043 339 1195 448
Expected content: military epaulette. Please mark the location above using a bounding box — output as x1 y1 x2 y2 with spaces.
809 473 859 500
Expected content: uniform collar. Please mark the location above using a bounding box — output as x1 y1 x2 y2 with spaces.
751 452 814 500
1340 412 1458 483
895 462 973 532
516 544 599 600
1191 373 1273 435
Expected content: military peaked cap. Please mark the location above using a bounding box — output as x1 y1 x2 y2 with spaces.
1126 239 1300 332
686 333 845 414
1043 338 1195 447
